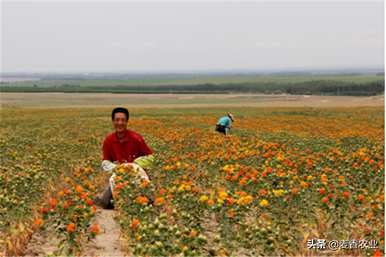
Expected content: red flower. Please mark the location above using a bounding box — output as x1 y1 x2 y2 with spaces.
40 207 49 214
86 199 94 206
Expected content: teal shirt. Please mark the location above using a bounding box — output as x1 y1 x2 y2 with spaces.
217 116 232 128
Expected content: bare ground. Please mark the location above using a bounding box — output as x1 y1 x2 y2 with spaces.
83 208 126 257
24 208 125 256
0 93 384 108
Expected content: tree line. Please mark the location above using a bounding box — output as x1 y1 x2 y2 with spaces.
1 79 384 96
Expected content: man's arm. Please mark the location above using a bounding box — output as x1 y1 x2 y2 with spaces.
101 138 117 173
227 117 232 128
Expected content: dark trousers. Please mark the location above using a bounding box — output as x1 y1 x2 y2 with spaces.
97 184 114 209
215 124 227 135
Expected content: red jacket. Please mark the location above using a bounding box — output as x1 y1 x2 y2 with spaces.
102 129 152 163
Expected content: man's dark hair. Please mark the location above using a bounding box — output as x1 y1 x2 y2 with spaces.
112 107 129 120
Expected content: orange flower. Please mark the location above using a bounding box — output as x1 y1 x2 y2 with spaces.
34 218 44 228
300 181 308 188
319 188 326 195
135 196 149 205
227 209 236 218
239 178 247 186
373 249 382 257
342 191 350 199
154 197 165 206
258 189 268 196
159 188 167 195
140 180 150 188
89 223 100 235
130 218 140 230
189 229 198 238
49 198 58 208
58 191 65 197
66 223 76 233
322 197 329 203
207 199 215 206
75 185 83 194
235 191 247 197
225 197 234 206
291 188 299 195
357 194 365 202
191 186 200 193
86 199 94 206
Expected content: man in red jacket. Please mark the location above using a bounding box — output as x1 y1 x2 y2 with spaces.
96 107 154 209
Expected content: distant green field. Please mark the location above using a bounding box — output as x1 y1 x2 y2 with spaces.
1 74 383 87
1 74 384 96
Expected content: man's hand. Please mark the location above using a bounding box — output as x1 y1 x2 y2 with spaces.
101 160 117 173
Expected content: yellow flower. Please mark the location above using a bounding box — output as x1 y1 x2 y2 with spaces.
218 191 228 199
243 195 253 204
116 166 126 174
272 189 285 197
222 165 234 173
199 195 209 203
237 195 253 205
178 184 186 192
259 199 269 207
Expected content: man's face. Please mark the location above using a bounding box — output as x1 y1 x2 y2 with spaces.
112 112 128 133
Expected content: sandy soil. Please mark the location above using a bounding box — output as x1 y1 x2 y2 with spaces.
0 93 384 108
24 208 125 256
83 208 126 257
23 228 60 256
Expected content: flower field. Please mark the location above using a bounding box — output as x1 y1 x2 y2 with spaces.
0 106 384 256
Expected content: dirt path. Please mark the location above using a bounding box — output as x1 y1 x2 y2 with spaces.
25 208 126 256
83 208 126 257
24 228 60 256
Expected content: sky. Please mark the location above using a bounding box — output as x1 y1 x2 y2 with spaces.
1 1 384 73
